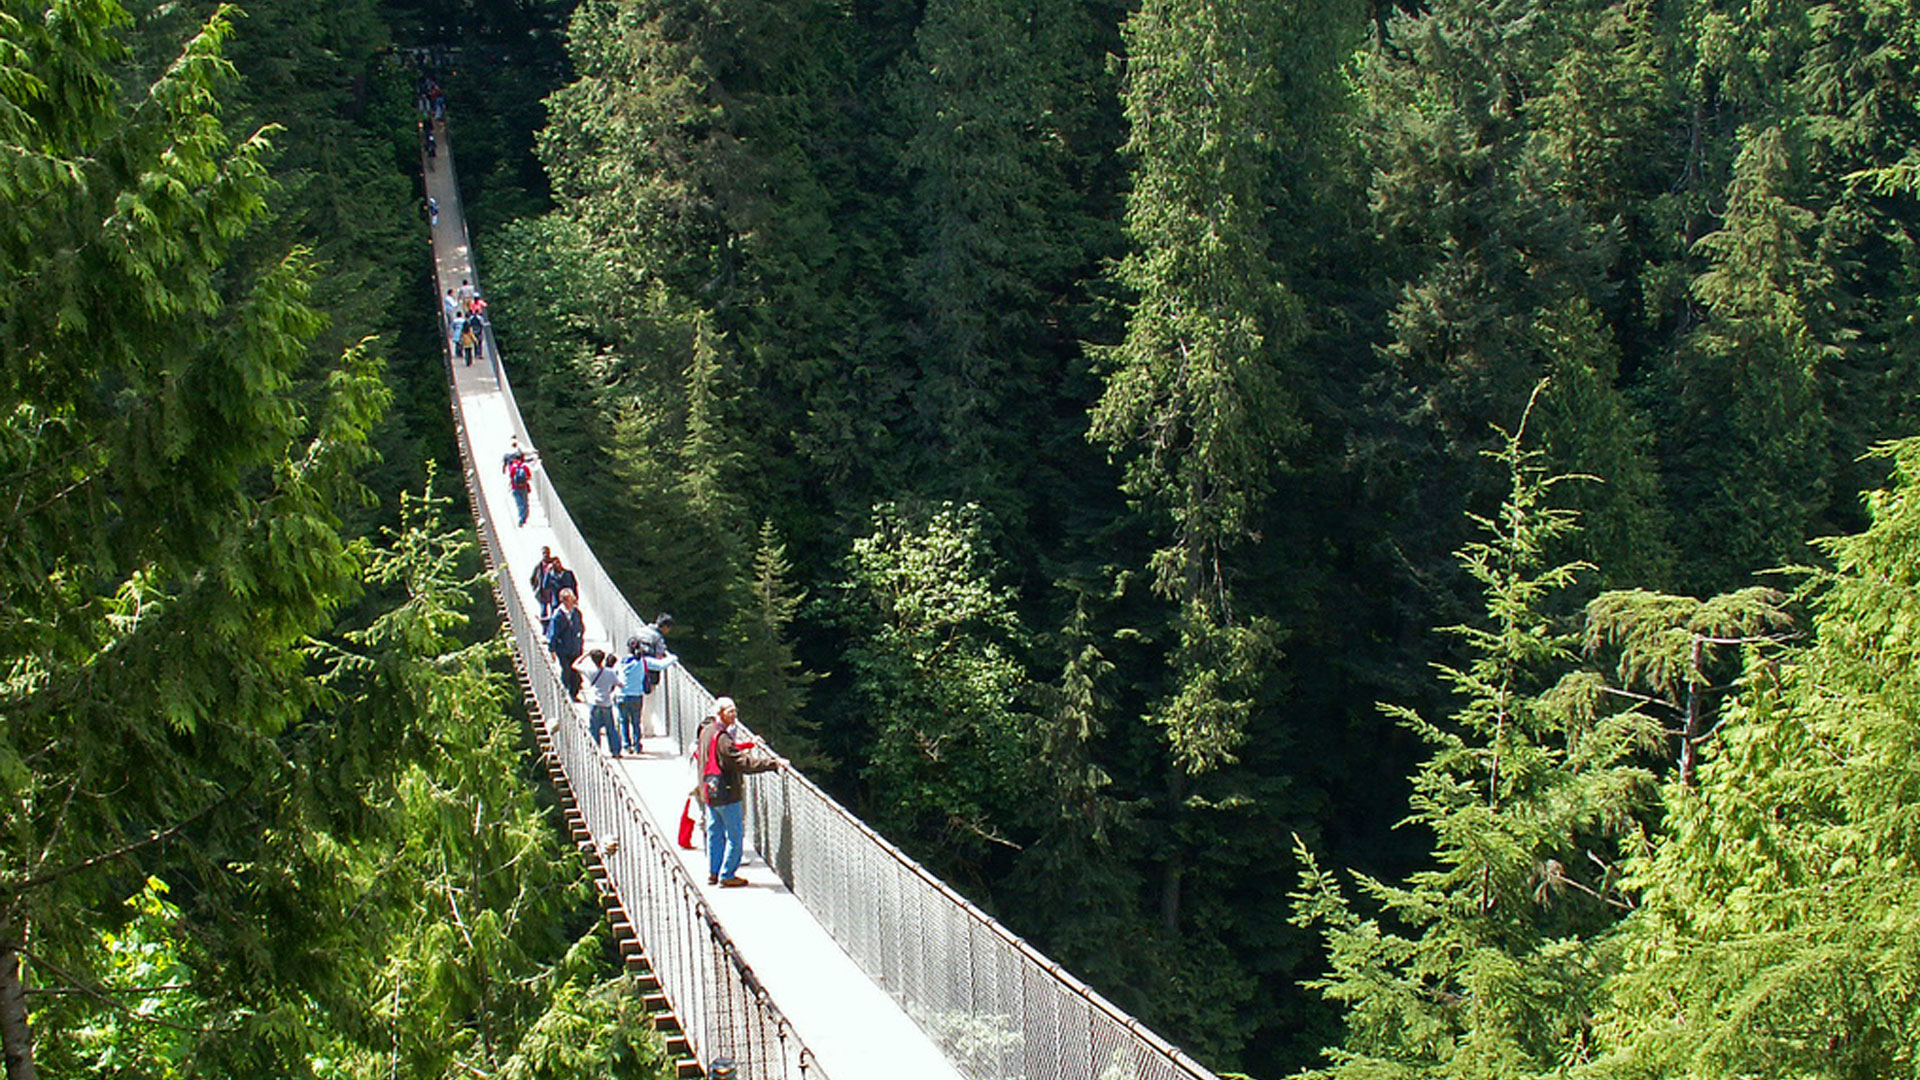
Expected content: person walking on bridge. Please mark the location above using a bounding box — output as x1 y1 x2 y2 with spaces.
542 555 576 628
503 439 536 526
577 648 623 755
547 589 585 700
695 697 779 887
457 320 479 367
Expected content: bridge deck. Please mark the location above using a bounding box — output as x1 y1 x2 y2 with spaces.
422 128 964 1080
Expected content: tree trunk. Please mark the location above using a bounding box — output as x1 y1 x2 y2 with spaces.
1680 637 1704 786
0 907 38 1080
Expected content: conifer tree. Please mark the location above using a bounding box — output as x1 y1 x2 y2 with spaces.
1353 0 1665 585
1661 124 1832 591
715 519 821 766
1292 415 1661 1080
1532 300 1673 588
893 0 1105 505
1091 0 1307 772
309 477 667 1080
0 5 386 1074
1589 437 1920 1079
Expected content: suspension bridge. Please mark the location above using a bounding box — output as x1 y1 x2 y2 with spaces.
421 119 1222 1080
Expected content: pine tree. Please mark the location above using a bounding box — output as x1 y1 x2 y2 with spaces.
892 0 1106 508
1090 0 1310 772
715 519 821 766
1662 123 1832 591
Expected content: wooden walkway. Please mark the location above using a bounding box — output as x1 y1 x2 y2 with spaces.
422 124 965 1080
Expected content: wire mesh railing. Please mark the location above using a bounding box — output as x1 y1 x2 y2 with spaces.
426 130 1219 1080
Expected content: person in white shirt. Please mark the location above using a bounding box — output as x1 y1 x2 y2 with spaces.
575 648 623 755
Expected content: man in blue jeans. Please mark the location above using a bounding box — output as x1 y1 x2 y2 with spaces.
695 697 779 887
502 437 535 526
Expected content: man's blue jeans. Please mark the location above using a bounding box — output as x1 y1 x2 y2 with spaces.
589 705 621 756
707 799 744 880
511 486 529 525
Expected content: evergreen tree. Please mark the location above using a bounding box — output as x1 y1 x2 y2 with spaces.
1091 0 1307 771
715 519 821 766
1353 0 1663 585
0 5 384 1073
1086 0 1364 1064
308 477 668 1080
891 0 1110 511
1661 123 1832 591
1591 437 1920 1079
1293 417 1661 1080
1531 300 1673 588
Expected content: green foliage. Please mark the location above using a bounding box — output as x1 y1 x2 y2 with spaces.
891 0 1111 504
1589 437 1920 1079
715 519 821 766
827 502 1037 866
0 4 383 1072
301 475 667 1080
441 0 1920 1072
1093 0 1308 598
1531 300 1673 588
1293 421 1661 1080
1664 123 1833 589
58 879 204 1080
3 5 655 1077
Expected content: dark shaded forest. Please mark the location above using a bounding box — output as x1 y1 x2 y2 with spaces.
7 0 1920 1078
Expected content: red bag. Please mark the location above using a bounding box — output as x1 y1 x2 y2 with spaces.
677 796 698 849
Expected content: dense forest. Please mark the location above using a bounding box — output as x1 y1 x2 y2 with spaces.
0 1 665 1077
7 0 1920 1078
479 0 1920 1074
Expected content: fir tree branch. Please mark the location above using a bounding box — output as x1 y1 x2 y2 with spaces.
3 785 246 895
11 949 209 1036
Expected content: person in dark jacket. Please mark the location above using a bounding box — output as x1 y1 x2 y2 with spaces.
546 588 585 699
545 558 577 617
530 547 555 626
694 697 779 887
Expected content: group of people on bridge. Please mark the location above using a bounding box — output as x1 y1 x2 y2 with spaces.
445 279 492 367
504 437 777 889
505 437 680 758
